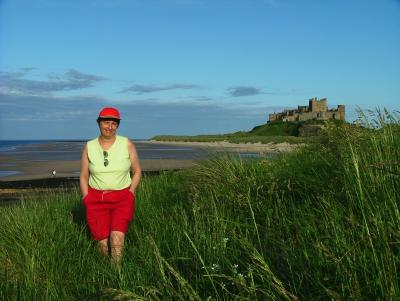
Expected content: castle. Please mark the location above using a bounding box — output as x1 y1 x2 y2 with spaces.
269 98 345 123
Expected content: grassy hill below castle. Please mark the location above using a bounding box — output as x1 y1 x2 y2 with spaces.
151 120 343 144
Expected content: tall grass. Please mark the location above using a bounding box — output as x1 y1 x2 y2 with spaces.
1 110 399 300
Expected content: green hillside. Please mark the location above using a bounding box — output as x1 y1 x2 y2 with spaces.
151 120 345 143
249 121 299 136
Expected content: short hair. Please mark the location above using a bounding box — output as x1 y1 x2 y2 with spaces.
97 117 121 126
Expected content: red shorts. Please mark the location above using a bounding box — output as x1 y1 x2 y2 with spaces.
83 186 135 241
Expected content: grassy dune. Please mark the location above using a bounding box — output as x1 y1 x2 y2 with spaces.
1 110 399 300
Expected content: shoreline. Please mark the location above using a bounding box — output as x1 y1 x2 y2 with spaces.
0 140 303 185
0 159 197 183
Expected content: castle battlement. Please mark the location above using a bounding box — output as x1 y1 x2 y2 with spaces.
269 97 345 123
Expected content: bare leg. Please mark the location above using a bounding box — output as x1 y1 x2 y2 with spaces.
98 238 109 255
110 231 125 264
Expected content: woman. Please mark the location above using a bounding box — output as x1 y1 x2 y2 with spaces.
80 107 141 263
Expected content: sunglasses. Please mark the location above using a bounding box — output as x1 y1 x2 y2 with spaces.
103 151 109 167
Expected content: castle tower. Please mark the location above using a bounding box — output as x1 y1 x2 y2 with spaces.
337 105 345 120
269 113 277 122
309 98 327 113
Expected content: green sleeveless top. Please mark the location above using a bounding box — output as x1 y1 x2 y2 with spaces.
87 135 132 190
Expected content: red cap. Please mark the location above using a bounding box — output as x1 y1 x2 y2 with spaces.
98 107 121 120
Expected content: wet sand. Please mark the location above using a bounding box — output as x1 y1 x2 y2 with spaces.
0 157 196 182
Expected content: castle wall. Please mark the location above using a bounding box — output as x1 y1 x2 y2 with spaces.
298 112 315 121
268 98 345 123
283 115 296 122
325 112 336 120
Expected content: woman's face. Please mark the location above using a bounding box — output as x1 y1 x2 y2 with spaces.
99 120 119 138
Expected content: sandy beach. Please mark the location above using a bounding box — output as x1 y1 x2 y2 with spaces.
143 140 303 153
0 140 302 184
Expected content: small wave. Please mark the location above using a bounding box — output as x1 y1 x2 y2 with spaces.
0 171 21 177
0 146 17 152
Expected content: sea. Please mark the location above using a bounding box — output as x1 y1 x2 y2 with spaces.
0 139 211 177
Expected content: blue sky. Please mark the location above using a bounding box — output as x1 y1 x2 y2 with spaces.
0 0 399 140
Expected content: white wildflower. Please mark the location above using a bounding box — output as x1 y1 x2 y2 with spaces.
211 263 219 271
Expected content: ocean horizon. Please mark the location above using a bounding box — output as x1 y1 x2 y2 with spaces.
0 139 149 152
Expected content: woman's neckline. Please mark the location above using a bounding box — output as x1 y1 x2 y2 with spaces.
97 135 118 151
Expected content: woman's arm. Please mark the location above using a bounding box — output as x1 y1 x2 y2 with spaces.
128 139 142 194
80 143 90 198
